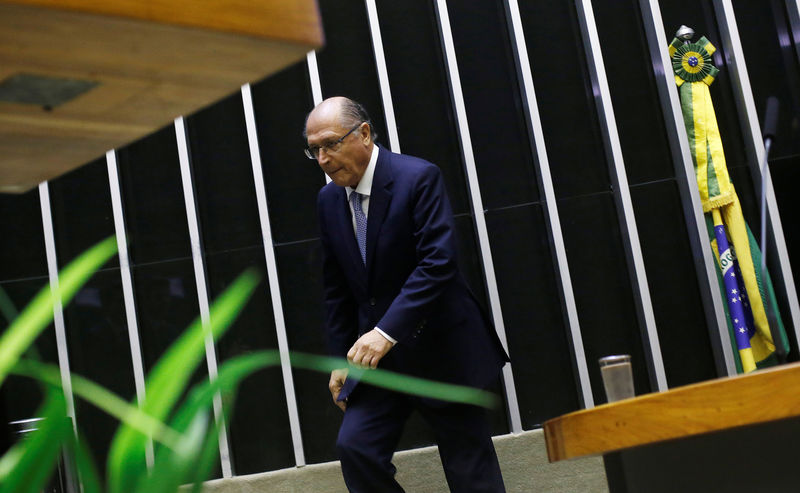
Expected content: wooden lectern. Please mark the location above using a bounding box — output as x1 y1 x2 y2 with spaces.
544 362 800 492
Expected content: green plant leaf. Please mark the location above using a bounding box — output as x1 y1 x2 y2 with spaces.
167 352 278 433
289 352 499 408
0 443 24 482
0 236 117 387
149 346 496 492
175 349 497 413
0 284 18 325
186 415 227 493
140 348 494 489
149 404 223 493
151 352 281 491
0 386 72 493
133 411 211 493
107 269 260 493
12 359 182 450
66 430 102 493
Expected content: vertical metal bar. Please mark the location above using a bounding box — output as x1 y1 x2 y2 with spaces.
39 182 78 425
306 51 324 107
434 0 523 431
306 51 332 186
788 0 800 66
241 84 306 467
106 150 154 468
503 0 595 407
574 0 668 391
364 0 401 153
174 117 233 477
39 181 80 493
712 0 800 351
638 0 736 375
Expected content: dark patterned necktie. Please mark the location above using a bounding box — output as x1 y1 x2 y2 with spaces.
350 192 367 265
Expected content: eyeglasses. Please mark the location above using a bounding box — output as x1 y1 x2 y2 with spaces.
304 123 363 160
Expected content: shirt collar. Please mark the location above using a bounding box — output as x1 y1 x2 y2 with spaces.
346 144 379 198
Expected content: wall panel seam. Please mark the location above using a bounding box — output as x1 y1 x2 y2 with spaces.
574 0 667 391
503 0 595 408
174 117 233 477
106 150 154 468
364 0 401 153
434 0 524 431
38 181 81 492
241 83 307 467
789 0 800 66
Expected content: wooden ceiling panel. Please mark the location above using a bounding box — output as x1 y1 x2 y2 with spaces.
0 0 322 192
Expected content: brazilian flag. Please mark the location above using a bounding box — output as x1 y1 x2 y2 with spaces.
669 36 789 373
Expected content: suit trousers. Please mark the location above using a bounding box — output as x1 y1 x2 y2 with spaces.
336 384 506 493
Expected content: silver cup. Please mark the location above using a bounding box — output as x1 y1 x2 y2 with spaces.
599 355 634 403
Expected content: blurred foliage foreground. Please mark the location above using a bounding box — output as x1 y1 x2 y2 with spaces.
0 237 497 493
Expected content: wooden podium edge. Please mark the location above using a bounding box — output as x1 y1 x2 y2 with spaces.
543 362 800 462
1 0 324 46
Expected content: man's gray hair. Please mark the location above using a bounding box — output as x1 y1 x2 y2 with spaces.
303 97 378 142
338 98 378 142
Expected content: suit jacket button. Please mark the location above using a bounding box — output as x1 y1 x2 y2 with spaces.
369 298 376 306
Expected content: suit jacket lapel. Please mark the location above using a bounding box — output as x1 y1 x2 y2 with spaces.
366 148 393 276
334 187 368 285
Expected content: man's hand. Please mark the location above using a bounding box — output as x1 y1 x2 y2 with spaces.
347 329 394 369
329 368 349 412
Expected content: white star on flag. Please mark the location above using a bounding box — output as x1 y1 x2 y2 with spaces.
740 328 746 333
732 289 738 294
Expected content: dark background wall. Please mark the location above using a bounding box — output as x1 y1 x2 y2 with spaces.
1 0 798 479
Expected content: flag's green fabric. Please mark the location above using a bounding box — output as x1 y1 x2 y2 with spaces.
669 36 789 373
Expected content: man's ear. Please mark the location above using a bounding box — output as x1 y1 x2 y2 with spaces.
360 122 371 144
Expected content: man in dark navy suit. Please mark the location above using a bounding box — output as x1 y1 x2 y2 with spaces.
307 96 507 492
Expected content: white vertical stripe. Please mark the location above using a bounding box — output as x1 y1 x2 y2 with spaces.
241 84 306 467
638 0 736 375
434 0 523 432
174 117 232 478
789 1 800 65
39 182 81 493
306 51 324 106
504 0 595 407
712 0 800 351
306 51 331 185
574 0 668 391
106 150 154 468
38 182 78 425
364 0 401 153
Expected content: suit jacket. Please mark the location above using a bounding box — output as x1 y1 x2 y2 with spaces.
317 146 508 400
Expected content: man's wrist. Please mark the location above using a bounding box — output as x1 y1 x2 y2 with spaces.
374 327 397 345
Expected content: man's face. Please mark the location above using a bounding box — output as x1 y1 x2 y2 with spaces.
305 106 371 188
